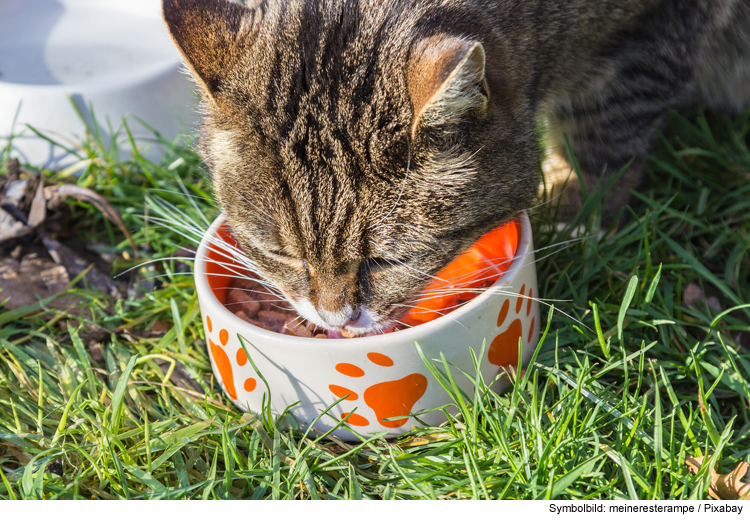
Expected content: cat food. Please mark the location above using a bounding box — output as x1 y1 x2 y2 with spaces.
221 220 519 337
224 277 364 338
223 277 325 337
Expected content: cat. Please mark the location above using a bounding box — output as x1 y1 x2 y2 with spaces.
162 0 750 335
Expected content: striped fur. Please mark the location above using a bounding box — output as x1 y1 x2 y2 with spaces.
163 0 750 333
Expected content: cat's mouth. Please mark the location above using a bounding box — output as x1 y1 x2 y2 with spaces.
337 305 413 337
287 297 403 337
310 314 395 338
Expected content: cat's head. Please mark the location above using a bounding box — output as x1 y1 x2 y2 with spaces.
164 0 539 334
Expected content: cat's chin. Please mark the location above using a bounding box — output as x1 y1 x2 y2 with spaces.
289 298 394 336
325 320 393 338
317 318 397 338
341 317 402 337
327 325 393 339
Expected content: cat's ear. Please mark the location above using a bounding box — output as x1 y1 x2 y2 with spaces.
408 37 488 136
162 0 259 103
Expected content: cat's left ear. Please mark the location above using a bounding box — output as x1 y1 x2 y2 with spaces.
408 37 489 137
163 0 260 104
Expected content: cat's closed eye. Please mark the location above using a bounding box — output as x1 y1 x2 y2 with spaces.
267 250 308 272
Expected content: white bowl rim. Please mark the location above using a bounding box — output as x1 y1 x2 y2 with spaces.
194 211 534 347
0 0 180 92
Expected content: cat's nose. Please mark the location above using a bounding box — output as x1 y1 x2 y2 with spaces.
318 305 359 328
344 308 362 327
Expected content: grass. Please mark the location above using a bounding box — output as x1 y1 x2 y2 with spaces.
0 107 749 500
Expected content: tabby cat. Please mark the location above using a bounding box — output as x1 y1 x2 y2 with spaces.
162 0 750 334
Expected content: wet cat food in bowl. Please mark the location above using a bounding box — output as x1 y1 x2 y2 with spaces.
195 213 539 441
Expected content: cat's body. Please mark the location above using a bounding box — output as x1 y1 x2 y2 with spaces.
163 0 750 334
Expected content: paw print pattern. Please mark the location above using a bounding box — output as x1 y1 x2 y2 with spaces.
488 284 536 368
330 352 428 428
206 315 257 400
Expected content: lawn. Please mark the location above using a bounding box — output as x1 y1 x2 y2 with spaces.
0 107 749 499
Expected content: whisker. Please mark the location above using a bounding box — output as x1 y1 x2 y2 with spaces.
368 140 411 230
226 186 277 225
369 222 450 257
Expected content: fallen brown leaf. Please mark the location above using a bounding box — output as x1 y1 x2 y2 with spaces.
41 236 122 298
0 253 73 311
154 357 205 394
682 282 723 312
683 283 704 309
45 184 138 257
26 175 46 228
2 158 21 181
150 320 170 335
4 445 33 465
685 456 750 500
400 433 455 447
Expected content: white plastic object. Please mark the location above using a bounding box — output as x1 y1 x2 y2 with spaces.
0 0 198 167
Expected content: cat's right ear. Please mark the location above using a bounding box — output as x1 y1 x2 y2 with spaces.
162 0 260 104
408 37 488 137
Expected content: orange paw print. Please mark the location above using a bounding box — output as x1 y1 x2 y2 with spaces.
488 284 536 369
331 353 428 428
206 315 257 400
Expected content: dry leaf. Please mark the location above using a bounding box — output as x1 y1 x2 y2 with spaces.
0 177 34 242
45 184 138 257
154 357 205 395
26 175 46 227
0 207 31 241
685 456 750 500
400 433 455 447
150 320 170 335
0 254 72 311
41 236 122 298
4 445 33 465
500 364 527 384
683 283 704 309
682 283 722 312
2 158 21 181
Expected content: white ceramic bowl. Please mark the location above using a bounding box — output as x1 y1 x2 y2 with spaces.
0 0 198 167
195 213 540 441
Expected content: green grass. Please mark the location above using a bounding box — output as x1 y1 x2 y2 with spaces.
0 108 749 499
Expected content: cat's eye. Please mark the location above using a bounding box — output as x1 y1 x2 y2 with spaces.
268 250 308 272
269 249 294 260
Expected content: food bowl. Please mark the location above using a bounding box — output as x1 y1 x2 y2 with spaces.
0 0 198 167
194 213 540 441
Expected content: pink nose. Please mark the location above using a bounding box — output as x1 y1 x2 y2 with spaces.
344 309 362 327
